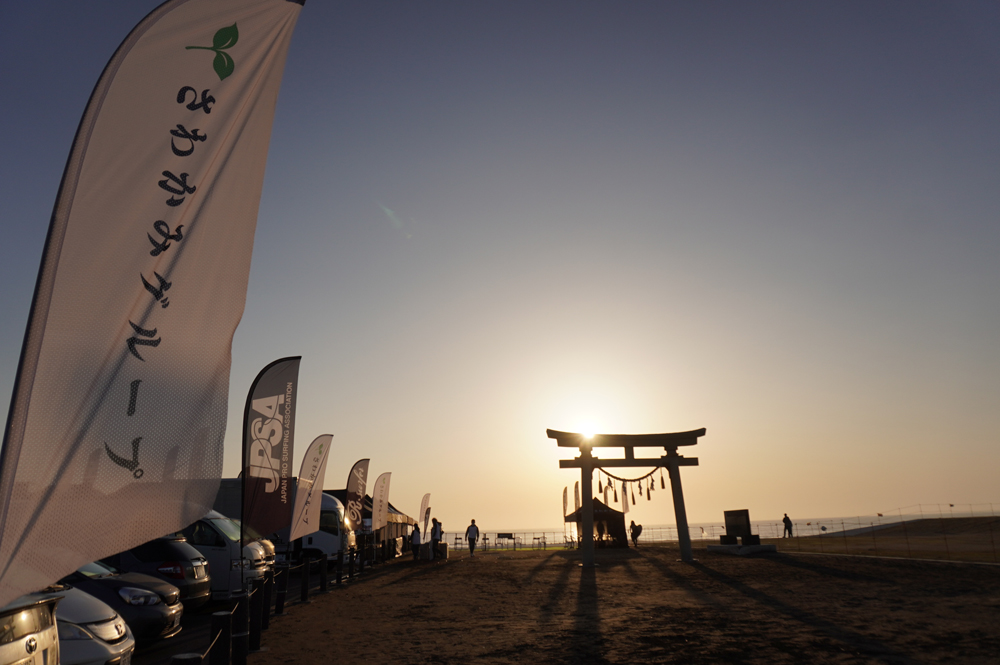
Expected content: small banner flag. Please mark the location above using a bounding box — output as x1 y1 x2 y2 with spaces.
562 486 568 517
371 472 392 532
289 434 332 541
423 507 431 535
242 357 300 539
574 481 581 512
344 459 370 532
419 493 430 534
0 0 303 606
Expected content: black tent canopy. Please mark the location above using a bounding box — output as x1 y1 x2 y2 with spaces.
565 498 628 548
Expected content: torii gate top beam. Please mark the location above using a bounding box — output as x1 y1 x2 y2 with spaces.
546 428 706 449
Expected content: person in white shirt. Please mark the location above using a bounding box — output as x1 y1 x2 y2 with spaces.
465 519 480 557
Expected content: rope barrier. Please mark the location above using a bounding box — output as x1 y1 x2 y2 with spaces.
201 628 222 659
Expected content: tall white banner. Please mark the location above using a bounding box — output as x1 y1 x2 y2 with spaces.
418 492 430 535
289 434 332 542
0 0 303 605
370 472 392 532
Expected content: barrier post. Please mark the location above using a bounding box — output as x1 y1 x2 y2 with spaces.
231 590 248 665
261 568 273 630
210 611 231 665
274 564 288 615
249 578 263 652
300 555 311 604
171 655 202 664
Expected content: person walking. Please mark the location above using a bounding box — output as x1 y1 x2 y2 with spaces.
465 519 480 557
430 518 443 560
411 525 421 560
783 513 793 538
629 520 642 547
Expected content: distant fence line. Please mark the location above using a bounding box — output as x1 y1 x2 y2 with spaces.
442 503 1000 564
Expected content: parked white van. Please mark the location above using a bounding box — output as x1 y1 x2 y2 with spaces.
179 511 266 601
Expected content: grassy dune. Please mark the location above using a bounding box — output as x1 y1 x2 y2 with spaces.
763 517 1000 563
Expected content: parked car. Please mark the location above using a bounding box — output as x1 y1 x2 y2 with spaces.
59 561 182 643
235 520 275 567
101 536 211 611
179 511 266 601
0 593 60 665
40 584 135 665
297 493 354 564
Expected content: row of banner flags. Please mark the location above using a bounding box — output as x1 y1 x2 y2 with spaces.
239 357 396 544
0 0 312 607
0 0 434 606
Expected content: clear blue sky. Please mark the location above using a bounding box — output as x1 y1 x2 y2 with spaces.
2 1 998 531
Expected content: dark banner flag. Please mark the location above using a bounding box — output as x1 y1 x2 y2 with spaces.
242 356 300 538
344 458 369 532
0 0 303 606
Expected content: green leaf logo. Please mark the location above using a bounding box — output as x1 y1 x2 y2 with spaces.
186 23 239 81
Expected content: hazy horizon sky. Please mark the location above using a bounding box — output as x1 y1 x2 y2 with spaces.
2 1 999 531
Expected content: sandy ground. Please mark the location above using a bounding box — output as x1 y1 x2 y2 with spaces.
253 544 1000 664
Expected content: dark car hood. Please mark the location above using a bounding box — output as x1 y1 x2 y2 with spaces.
117 573 180 604
74 572 180 605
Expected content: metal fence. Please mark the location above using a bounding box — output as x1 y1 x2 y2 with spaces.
443 503 1000 563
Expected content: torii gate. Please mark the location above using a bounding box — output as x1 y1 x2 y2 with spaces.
549 428 705 566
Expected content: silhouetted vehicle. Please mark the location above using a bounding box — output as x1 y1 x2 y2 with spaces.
101 536 211 611
234 520 275 568
59 561 182 643
179 511 266 601
41 584 135 665
0 593 60 665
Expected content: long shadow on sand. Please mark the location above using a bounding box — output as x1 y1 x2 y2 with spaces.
564 563 611 665
761 552 898 586
666 553 913 663
381 558 456 586
536 554 575 625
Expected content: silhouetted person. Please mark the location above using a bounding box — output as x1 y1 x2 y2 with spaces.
783 513 793 538
411 525 421 560
629 520 642 547
431 518 443 560
465 519 480 557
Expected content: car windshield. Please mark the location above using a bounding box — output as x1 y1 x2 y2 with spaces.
232 519 269 546
209 517 242 543
77 561 117 578
319 510 341 536
234 519 263 540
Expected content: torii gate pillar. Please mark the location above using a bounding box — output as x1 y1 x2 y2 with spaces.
549 428 705 565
